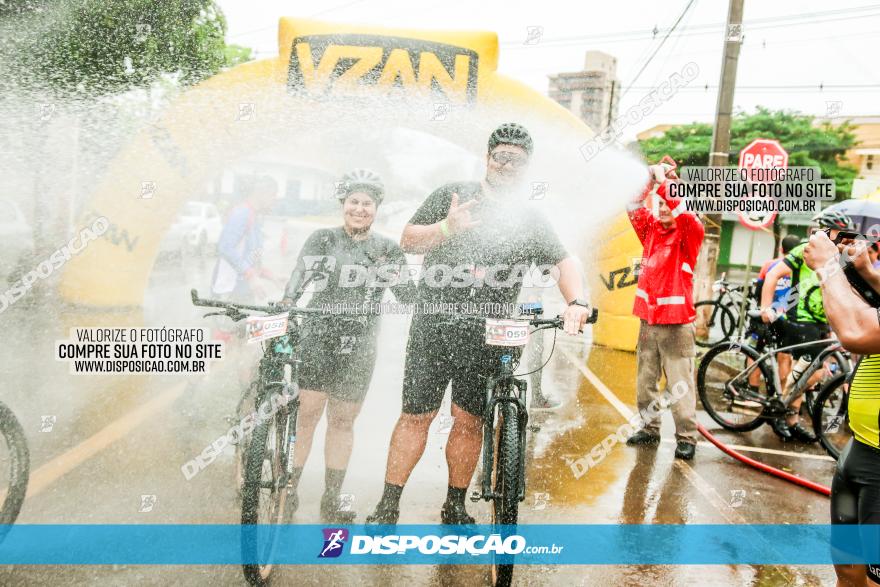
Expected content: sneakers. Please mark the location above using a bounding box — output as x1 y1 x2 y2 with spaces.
320 493 356 524
789 422 818 443
365 505 399 525
626 429 661 446
530 393 562 411
770 418 794 442
440 501 475 525
674 441 696 460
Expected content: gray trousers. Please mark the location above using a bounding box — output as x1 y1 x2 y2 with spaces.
636 320 698 443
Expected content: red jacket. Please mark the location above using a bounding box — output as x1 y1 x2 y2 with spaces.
627 181 705 325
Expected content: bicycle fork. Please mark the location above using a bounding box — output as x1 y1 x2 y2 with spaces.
476 376 529 502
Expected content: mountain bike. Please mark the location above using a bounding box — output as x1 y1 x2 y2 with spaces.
697 312 852 437
191 289 324 586
466 303 598 587
695 273 756 348
0 400 29 545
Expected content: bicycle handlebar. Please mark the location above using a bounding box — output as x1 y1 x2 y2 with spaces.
190 289 324 316
530 308 599 328
191 289 600 329
437 307 599 331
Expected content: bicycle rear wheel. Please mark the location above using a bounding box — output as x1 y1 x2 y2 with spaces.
811 372 850 460
697 342 771 431
0 402 29 544
491 401 519 587
695 300 736 348
241 398 290 586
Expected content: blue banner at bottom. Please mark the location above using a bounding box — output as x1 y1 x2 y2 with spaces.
0 524 878 565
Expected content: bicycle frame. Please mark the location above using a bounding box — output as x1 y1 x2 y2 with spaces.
252 332 301 485
725 337 842 409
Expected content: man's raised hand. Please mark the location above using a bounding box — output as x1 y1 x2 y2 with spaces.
446 193 481 234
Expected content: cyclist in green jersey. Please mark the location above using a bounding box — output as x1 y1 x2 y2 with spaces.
761 210 855 442
804 230 880 587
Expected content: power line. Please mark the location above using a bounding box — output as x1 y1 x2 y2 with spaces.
502 4 880 49
624 84 880 90
620 0 697 100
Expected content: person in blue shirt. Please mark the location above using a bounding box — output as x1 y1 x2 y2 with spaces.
210 175 278 302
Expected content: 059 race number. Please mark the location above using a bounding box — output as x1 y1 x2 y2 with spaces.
484 319 530 347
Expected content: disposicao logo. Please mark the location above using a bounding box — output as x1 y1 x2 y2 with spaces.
318 528 348 558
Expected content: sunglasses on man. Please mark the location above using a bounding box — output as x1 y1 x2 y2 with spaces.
490 151 528 168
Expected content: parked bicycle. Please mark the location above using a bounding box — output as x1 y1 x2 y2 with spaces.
697 311 852 447
0 400 29 544
463 302 598 587
192 289 326 586
695 273 757 348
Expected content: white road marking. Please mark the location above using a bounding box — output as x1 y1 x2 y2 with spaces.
660 437 835 462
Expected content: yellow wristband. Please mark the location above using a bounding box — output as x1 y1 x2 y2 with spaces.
439 219 450 238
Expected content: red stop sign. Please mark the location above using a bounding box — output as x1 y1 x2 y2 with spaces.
739 139 789 179
737 138 788 229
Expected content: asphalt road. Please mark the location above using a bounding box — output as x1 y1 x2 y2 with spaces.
0 219 838 586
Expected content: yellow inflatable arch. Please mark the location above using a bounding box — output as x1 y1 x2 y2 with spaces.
58 17 644 351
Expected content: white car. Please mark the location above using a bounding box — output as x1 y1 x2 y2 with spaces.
160 201 223 257
0 199 34 283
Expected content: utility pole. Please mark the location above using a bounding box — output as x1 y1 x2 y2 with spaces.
695 0 744 337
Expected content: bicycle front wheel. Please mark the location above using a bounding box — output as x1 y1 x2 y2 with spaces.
234 383 258 506
697 342 771 431
0 402 29 544
694 300 736 348
241 399 289 586
811 372 850 460
491 401 519 587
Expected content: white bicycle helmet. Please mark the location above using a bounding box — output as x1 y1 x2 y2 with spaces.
337 168 384 204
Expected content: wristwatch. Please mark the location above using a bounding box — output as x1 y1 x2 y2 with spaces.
568 298 589 308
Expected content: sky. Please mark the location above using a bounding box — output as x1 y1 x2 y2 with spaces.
215 0 880 141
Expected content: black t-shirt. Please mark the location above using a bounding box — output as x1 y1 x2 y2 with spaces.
408 181 567 310
284 227 415 326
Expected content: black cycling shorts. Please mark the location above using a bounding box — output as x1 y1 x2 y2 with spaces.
401 314 523 417
831 438 880 581
297 318 378 403
778 320 831 360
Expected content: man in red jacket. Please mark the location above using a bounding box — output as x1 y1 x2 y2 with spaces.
625 163 705 460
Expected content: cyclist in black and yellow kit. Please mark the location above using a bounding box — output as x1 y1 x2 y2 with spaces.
805 230 880 587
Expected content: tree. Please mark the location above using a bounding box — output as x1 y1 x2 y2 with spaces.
0 0 253 274
638 107 859 200
7 0 250 96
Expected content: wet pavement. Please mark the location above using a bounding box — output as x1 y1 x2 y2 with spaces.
0 220 838 585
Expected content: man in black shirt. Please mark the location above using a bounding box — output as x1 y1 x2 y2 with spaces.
366 123 593 525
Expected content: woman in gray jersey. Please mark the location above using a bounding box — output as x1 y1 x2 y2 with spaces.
280 169 414 523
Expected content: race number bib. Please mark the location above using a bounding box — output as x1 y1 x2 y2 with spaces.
484 319 530 347
246 313 289 344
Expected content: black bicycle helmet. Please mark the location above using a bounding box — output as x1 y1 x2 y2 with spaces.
812 209 855 231
337 168 384 204
487 123 533 155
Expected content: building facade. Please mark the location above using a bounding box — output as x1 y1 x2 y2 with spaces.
548 51 620 133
